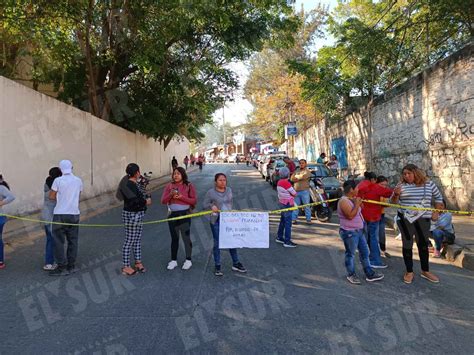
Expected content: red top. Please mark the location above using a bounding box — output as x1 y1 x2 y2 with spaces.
161 182 197 206
286 161 296 174
357 180 393 222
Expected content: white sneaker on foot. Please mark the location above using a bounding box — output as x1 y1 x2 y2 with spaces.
167 260 178 270
182 260 192 270
43 264 57 271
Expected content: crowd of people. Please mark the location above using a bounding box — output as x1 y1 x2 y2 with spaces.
269 155 455 285
0 157 456 284
337 165 455 285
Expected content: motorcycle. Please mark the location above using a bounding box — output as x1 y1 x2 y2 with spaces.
308 177 332 222
137 171 153 198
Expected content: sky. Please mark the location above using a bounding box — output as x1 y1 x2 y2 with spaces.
212 0 339 128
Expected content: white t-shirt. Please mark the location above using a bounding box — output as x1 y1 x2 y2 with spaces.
52 174 83 215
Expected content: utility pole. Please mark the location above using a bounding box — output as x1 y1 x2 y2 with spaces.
222 101 227 156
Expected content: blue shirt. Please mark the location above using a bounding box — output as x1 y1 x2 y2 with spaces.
431 212 454 233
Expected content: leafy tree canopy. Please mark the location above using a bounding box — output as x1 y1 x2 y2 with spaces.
289 0 473 120
0 0 298 147
244 5 328 143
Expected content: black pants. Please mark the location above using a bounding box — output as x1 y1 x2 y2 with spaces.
168 210 192 261
397 213 430 272
52 214 80 268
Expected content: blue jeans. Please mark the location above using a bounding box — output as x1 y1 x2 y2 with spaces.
339 228 374 277
44 224 55 265
292 190 311 221
432 229 445 251
378 214 386 252
365 221 383 266
277 203 293 243
210 222 239 267
0 216 6 263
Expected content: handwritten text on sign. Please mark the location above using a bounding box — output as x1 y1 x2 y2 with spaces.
219 212 269 249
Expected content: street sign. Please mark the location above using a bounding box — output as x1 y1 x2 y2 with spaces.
286 122 297 136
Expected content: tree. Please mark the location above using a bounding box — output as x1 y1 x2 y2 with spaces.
244 6 328 143
291 0 473 120
1 1 299 147
199 121 235 149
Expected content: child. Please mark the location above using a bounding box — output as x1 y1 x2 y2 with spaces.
275 167 297 248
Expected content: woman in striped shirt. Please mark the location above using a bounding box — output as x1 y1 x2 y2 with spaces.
391 164 443 284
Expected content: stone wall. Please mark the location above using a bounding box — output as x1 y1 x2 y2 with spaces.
293 43 473 211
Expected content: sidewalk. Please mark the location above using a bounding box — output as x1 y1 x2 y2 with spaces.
3 166 198 249
385 210 474 271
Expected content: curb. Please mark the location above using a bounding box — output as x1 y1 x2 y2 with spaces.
2 170 185 247
384 212 474 272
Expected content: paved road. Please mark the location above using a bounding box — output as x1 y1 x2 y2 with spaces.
1 164 473 354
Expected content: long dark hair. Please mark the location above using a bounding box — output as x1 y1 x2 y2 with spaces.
343 180 357 194
0 174 10 190
173 167 189 185
126 163 140 177
376 175 388 183
45 167 62 189
364 171 377 180
214 173 227 182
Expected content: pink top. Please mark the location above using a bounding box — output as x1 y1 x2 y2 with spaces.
277 179 297 205
161 182 197 206
337 196 364 230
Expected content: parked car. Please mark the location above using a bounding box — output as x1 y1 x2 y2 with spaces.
254 154 264 168
216 155 229 163
236 153 246 162
258 154 269 176
261 154 287 180
269 158 300 187
269 159 287 187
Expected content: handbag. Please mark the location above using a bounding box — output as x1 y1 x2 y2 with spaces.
403 184 427 223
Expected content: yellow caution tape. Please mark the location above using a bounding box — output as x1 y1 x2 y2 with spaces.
0 197 470 228
362 199 472 216
0 199 337 227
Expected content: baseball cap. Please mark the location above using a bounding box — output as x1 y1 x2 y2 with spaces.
59 160 73 174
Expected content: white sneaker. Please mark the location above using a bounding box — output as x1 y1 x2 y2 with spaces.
167 260 178 270
43 264 57 271
182 260 192 270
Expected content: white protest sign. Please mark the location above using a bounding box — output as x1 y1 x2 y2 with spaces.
219 211 269 249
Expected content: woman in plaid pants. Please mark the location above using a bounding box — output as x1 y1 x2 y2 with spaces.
117 163 151 276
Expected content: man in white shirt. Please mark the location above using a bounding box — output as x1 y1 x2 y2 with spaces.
49 160 83 276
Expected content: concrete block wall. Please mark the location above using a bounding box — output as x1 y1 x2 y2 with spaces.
0 76 189 215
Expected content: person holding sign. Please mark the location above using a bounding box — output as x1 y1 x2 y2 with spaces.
275 167 297 248
203 173 247 276
391 164 443 284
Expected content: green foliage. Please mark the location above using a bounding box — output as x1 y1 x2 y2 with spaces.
0 0 298 147
291 0 473 120
244 6 328 142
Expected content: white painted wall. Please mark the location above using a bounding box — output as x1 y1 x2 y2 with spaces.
0 76 189 215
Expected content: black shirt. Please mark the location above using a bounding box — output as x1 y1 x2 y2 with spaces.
122 180 147 212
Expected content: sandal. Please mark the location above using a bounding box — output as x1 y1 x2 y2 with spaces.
134 261 146 273
121 266 137 276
